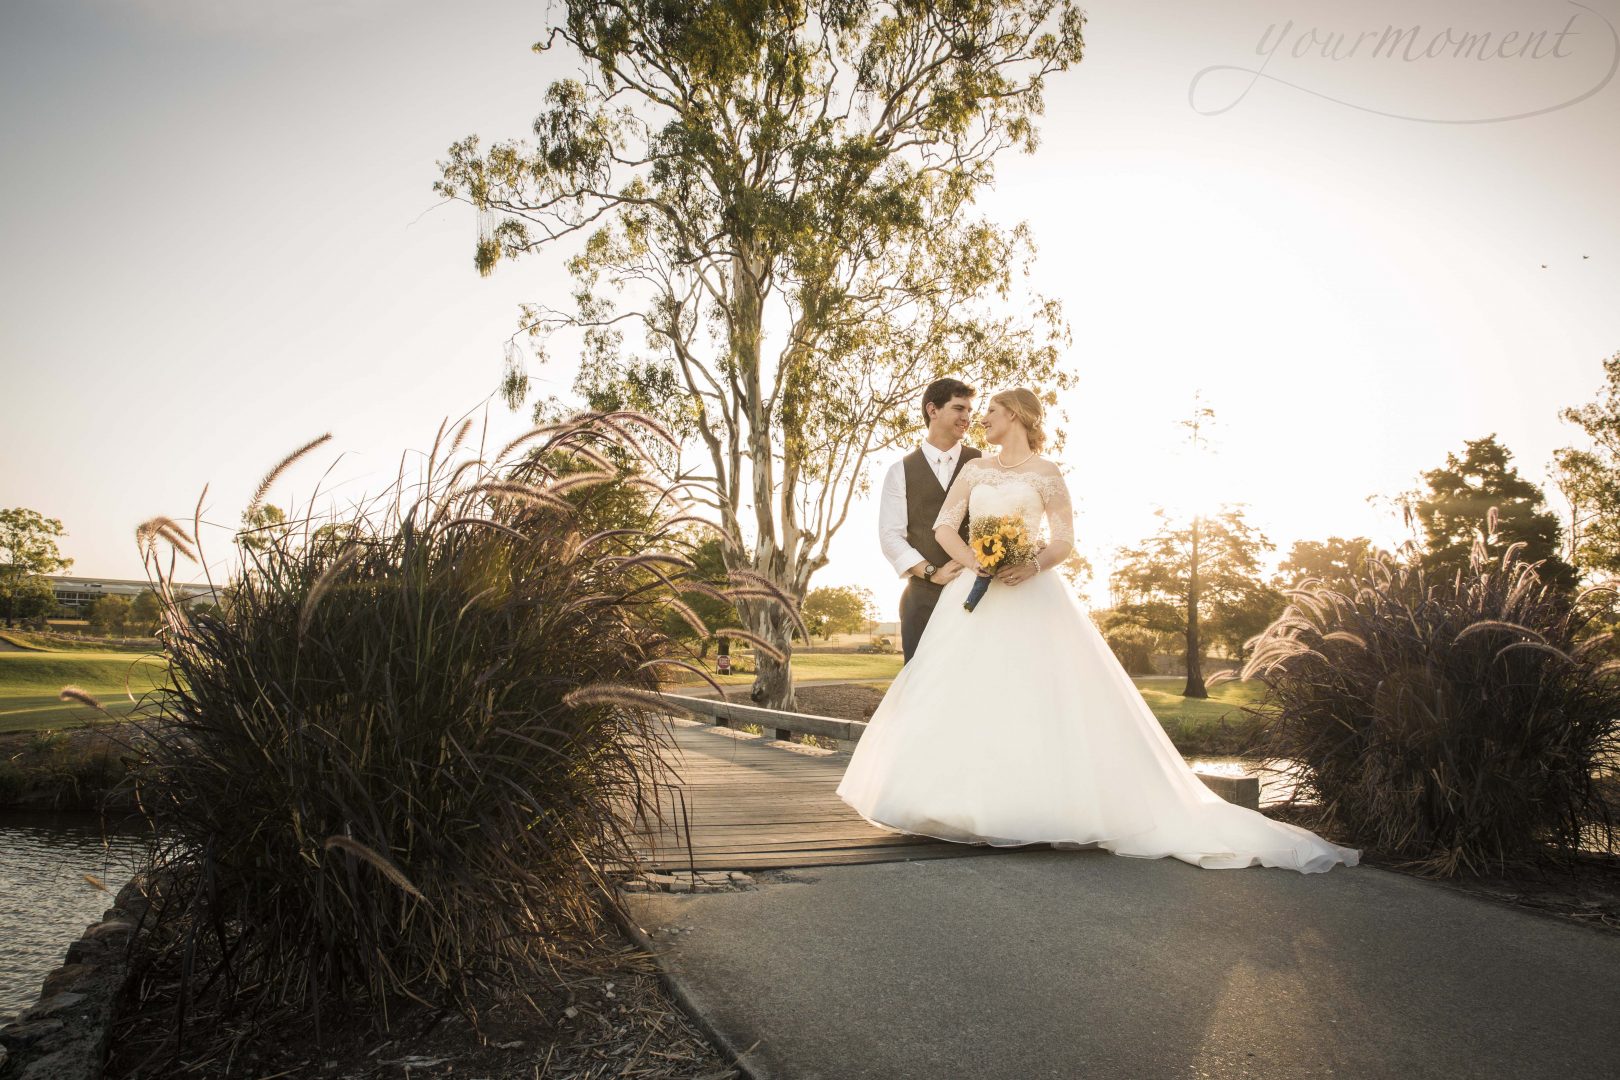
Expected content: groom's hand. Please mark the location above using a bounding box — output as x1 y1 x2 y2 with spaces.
932 560 965 584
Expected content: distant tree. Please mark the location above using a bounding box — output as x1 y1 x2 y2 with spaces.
6 576 56 627
1057 549 1094 593
1109 504 1279 697
0 507 72 628
130 590 164 635
1101 623 1157 676
802 586 876 640
662 535 741 658
238 504 288 554
1409 434 1577 592
89 595 132 636
1553 351 1620 578
436 0 1086 709
1275 537 1383 591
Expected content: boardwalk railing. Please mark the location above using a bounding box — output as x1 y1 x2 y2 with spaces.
671 693 867 744
665 691 1263 809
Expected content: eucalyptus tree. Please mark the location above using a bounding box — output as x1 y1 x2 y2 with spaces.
437 0 1085 707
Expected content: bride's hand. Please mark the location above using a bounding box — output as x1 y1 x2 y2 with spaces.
997 562 1038 586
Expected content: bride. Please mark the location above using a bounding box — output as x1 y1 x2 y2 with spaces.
835 388 1360 874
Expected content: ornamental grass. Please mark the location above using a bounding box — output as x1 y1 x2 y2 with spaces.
116 411 789 1047
1225 509 1620 876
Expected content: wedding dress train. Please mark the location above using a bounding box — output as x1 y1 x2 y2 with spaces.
835 460 1360 874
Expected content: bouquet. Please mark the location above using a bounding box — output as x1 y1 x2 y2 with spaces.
963 515 1035 612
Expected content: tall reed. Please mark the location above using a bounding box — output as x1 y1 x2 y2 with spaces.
1227 510 1620 876
124 411 755 1032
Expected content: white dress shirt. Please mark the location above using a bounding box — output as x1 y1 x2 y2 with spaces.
879 442 963 578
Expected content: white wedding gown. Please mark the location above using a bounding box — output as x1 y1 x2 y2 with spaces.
836 459 1360 874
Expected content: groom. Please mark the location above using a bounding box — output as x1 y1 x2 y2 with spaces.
879 378 981 662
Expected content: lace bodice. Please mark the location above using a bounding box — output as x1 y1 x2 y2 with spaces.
932 458 1075 550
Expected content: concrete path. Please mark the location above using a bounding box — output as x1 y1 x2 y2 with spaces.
624 850 1620 1080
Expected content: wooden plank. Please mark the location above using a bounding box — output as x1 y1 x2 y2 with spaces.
614 719 994 870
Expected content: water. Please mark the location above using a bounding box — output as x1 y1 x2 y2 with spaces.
0 813 147 1020
1186 755 1311 807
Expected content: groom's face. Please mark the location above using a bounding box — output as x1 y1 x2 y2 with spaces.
930 394 973 441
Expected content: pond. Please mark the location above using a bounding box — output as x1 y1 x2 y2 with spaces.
1186 755 1311 807
0 812 147 1021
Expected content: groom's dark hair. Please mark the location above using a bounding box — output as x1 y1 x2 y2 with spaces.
922 377 975 426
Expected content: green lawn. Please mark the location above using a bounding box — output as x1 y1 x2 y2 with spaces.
682 652 907 686
0 650 169 733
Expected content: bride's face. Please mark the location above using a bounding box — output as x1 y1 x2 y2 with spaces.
979 400 1018 446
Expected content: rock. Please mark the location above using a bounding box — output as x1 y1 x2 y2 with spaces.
39 965 94 998
17 1044 97 1080
85 919 134 939
727 872 755 886
0 1017 66 1049
20 993 87 1022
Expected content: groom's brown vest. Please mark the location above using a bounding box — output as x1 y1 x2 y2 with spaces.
902 445 980 577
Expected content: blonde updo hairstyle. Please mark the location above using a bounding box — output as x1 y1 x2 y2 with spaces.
990 388 1046 454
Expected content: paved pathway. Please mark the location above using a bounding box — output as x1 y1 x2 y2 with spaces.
625 852 1620 1079
618 722 1620 1079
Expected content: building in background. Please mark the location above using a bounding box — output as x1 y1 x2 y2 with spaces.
46 575 219 614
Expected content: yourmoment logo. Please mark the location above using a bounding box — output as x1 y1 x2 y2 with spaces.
1190 1 1619 123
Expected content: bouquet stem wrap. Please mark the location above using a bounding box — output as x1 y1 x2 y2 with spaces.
963 514 1035 614
963 572 994 612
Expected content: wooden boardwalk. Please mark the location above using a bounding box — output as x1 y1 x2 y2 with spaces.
620 717 1003 871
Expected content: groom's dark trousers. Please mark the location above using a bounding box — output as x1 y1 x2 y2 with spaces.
898 445 979 662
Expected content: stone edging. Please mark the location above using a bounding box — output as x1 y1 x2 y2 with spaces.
0 875 151 1079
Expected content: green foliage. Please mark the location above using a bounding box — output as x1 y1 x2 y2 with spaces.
236 503 287 554
661 535 740 653
1057 549 1094 592
1236 536 1620 876
3 574 56 625
129 590 163 634
1109 504 1282 661
436 0 1087 707
1554 350 1620 578
122 412 774 1029
802 585 875 638
88 595 132 635
0 507 72 626
1102 624 1157 676
1275 536 1384 591
1410 434 1576 592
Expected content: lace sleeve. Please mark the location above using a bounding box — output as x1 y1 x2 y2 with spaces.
932 461 978 531
1037 471 1074 549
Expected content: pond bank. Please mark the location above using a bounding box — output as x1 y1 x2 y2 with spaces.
0 725 137 812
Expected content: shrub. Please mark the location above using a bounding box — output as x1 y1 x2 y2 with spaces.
1102 625 1157 676
1231 514 1620 876
123 412 784 1034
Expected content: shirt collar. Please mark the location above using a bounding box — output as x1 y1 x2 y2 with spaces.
923 442 959 465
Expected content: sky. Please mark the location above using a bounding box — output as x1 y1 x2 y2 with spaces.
3 0 1619 619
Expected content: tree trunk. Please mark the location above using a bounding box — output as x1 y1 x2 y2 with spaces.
747 604 799 712
1184 515 1208 699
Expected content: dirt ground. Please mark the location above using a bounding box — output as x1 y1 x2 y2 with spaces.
105 911 741 1080
792 683 888 720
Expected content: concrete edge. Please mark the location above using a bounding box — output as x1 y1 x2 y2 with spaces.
598 883 772 1080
